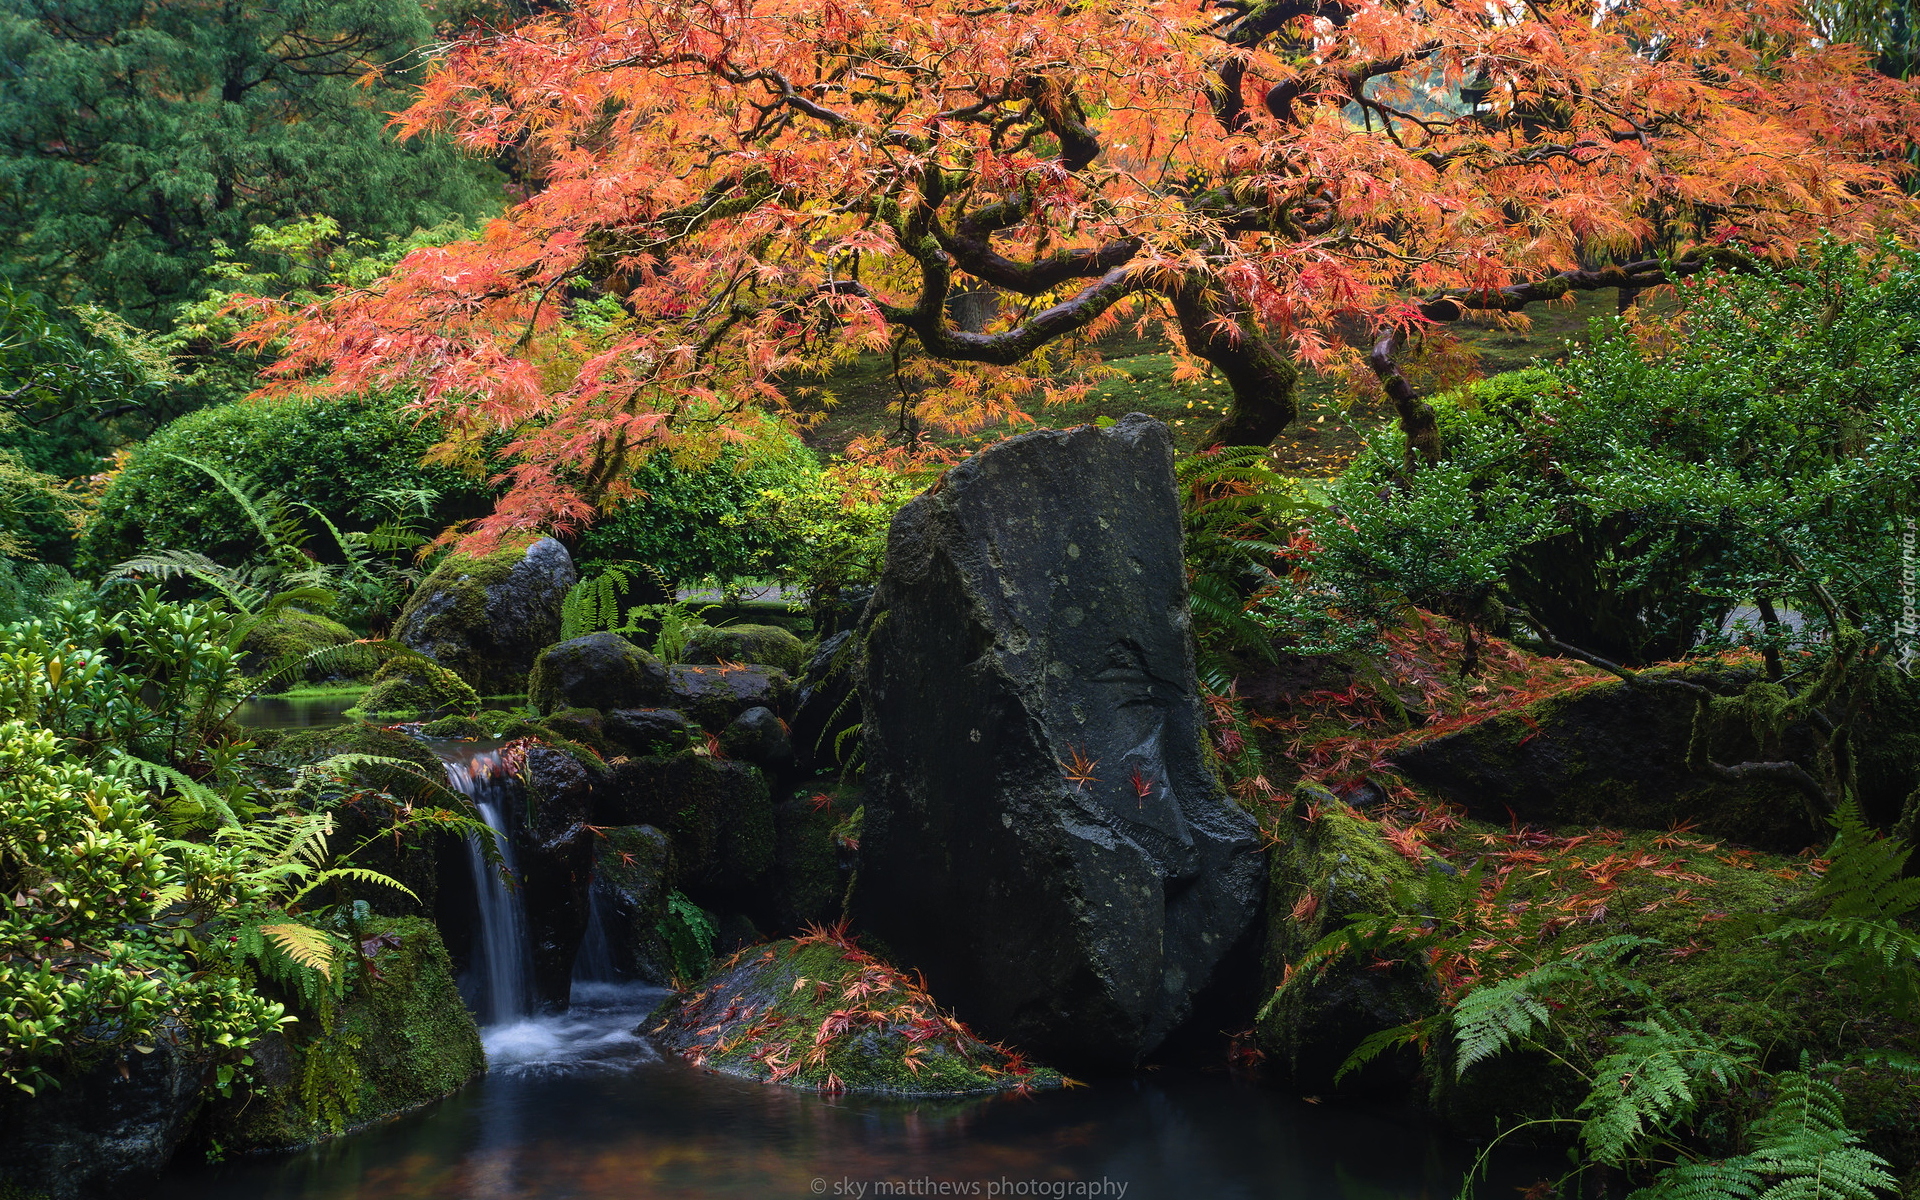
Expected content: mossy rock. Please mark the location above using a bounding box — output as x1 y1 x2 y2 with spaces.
393 537 576 695
240 609 377 684
540 706 611 756
769 792 846 930
647 934 1062 1095
1254 783 1435 1094
528 632 670 715
349 658 482 720
271 720 443 776
682 623 809 674
203 917 484 1151
598 751 774 906
1387 670 1825 853
605 707 696 757
666 662 795 730
416 714 490 739
592 825 677 984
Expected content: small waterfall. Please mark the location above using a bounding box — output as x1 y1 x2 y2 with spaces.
572 886 617 987
440 745 535 1026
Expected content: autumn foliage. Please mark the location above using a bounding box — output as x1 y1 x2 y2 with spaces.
243 0 1920 545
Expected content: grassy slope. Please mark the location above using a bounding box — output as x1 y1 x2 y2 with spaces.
798 291 1622 473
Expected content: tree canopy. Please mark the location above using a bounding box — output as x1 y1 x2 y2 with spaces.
250 0 1920 546
0 0 503 319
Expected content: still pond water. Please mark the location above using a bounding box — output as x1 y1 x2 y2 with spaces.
153 987 1550 1200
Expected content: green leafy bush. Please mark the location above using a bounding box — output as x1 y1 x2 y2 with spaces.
0 720 290 1095
83 391 490 573
1316 242 1919 667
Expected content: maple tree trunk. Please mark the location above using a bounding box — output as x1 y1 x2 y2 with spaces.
1173 289 1301 448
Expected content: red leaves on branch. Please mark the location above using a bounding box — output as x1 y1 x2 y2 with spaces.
241 0 1920 547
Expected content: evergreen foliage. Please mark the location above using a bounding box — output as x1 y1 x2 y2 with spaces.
0 0 501 318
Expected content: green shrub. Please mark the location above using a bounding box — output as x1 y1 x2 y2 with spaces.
1304 242 1919 667
82 392 491 572
575 434 817 590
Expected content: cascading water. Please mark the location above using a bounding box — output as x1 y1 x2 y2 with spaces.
438 744 536 1027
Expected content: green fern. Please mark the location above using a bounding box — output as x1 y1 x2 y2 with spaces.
1454 935 1657 1075
560 563 640 640
1579 1012 1755 1166
1632 1073 1895 1200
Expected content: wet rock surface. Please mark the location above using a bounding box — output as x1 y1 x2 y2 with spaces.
856 413 1265 1070
396 537 577 695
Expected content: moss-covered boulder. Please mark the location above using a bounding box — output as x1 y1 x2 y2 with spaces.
528 632 670 715
394 536 577 695
350 657 482 720
240 609 377 684
666 663 794 730
592 825 677 984
598 751 774 907
203 917 484 1152
272 722 448 915
1255 784 1434 1093
721 706 793 771
682 623 809 674
1387 671 1825 853
646 933 1062 1095
605 707 695 757
769 791 846 930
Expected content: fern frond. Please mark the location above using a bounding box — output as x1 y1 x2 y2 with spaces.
258 922 340 980
1744 1072 1896 1200
110 751 241 828
1579 1013 1753 1166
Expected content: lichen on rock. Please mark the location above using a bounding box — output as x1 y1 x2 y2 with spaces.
394 536 576 696
682 623 809 674
646 930 1061 1095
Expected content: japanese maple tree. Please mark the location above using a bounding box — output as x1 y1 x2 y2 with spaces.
246 0 1920 543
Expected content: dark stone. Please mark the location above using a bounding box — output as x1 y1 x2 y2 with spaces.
769 793 845 930
855 414 1266 1070
604 707 695 758
666 663 794 730
595 751 774 908
809 585 874 639
0 1030 207 1200
720 706 793 771
528 632 671 715
520 745 598 1010
396 536 577 695
789 630 862 777
1254 785 1433 1095
1387 671 1825 853
590 825 677 985
196 918 484 1151
539 706 610 756
682 623 809 674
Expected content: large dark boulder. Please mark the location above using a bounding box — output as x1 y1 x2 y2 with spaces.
520 745 599 1010
1387 671 1827 853
720 705 793 772
528 632 670 715
666 663 794 730
588 825 677 984
682 623 808 674
395 537 577 695
604 707 695 757
855 413 1265 1070
0 1031 207 1199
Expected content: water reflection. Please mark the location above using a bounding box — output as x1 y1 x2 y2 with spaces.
233 694 366 729
158 989 1549 1200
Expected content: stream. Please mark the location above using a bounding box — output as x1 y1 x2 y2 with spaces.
154 982 1548 1199
163 731 1556 1199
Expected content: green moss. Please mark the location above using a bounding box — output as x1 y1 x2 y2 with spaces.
240 609 377 685
416 715 489 739
540 707 610 756
771 793 845 928
605 751 772 894
393 542 542 690
207 917 484 1151
271 720 442 775
651 937 1061 1095
684 624 809 674
349 658 482 720
1255 784 1434 1091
